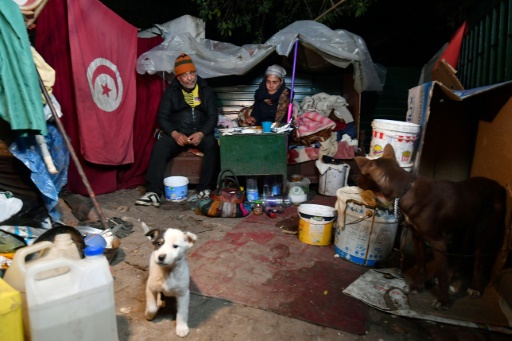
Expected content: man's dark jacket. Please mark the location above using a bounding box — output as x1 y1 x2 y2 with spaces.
157 76 218 136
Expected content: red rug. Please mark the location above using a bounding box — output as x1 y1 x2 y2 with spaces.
189 196 369 334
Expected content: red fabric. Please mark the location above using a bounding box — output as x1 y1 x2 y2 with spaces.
117 37 164 189
68 0 137 165
35 0 117 195
437 21 467 69
35 0 163 195
333 120 347 131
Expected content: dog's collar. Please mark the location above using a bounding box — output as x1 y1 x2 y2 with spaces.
399 178 415 200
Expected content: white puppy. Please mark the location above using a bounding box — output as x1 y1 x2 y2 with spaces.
143 223 197 337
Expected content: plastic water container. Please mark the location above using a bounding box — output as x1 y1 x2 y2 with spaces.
0 278 23 341
271 175 281 196
262 176 273 199
25 246 118 341
246 176 259 202
3 234 82 339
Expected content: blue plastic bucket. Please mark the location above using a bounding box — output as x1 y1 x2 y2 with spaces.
163 176 188 201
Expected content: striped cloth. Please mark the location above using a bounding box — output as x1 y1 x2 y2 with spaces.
296 111 336 138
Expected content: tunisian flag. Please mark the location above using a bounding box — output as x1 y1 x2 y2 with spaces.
68 0 137 165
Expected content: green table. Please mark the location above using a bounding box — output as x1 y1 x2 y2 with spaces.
219 133 288 192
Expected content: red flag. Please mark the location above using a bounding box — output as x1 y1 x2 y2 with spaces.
68 0 137 165
436 21 467 70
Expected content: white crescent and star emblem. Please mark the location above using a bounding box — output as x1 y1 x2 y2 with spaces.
86 58 123 112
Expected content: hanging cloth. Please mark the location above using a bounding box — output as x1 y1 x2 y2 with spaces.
0 2 46 135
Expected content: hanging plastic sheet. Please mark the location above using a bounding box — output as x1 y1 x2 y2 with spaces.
137 20 383 92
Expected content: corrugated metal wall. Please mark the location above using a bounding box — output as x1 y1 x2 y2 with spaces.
459 0 512 87
209 65 352 118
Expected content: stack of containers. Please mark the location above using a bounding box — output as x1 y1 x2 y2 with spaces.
3 234 118 341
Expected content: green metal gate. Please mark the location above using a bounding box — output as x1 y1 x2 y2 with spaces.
459 0 512 87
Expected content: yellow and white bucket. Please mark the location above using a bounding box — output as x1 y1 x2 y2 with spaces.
298 204 337 246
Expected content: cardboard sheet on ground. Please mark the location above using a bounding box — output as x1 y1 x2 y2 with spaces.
188 201 369 334
343 268 512 335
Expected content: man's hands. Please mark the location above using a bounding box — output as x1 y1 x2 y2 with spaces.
171 131 204 147
187 132 204 146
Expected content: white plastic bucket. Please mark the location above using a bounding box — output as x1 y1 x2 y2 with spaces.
369 119 420 167
163 176 189 201
334 187 398 266
316 160 350 196
298 204 337 246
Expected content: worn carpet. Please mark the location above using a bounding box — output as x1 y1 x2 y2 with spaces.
189 196 369 335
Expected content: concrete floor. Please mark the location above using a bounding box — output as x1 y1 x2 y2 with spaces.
92 187 510 341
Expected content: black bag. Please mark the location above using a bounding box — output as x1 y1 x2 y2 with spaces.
198 169 250 218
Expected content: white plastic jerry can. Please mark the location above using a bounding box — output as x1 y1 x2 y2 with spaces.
25 246 119 341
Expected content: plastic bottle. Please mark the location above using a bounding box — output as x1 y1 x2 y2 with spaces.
25 245 118 341
262 176 273 199
262 196 291 208
262 196 291 218
246 176 259 202
271 175 281 196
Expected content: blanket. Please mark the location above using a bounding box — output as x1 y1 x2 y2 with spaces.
288 141 355 164
289 111 356 164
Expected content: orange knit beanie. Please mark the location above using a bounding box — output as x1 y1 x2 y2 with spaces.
174 53 196 76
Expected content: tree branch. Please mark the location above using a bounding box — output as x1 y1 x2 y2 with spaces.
314 0 347 21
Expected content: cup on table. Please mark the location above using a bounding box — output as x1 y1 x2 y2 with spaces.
262 121 272 133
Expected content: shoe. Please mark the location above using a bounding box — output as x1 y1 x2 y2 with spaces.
197 189 211 199
135 192 161 207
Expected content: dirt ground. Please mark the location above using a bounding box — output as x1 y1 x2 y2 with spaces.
88 187 510 341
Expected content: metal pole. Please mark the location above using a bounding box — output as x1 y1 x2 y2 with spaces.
286 38 299 123
36 71 109 231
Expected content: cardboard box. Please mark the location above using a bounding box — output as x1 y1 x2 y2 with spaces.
406 80 512 224
406 80 512 183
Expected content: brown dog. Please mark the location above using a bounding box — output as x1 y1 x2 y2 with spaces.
355 144 506 309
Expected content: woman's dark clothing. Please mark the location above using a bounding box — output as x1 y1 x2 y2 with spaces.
251 79 287 125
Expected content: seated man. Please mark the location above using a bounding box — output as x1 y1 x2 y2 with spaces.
136 53 219 207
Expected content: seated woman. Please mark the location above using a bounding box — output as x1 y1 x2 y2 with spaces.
238 65 290 127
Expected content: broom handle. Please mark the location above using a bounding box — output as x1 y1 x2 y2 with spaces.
36 70 109 231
